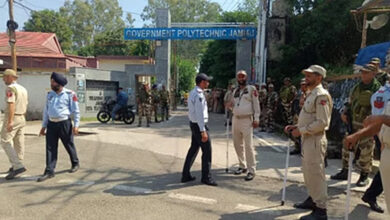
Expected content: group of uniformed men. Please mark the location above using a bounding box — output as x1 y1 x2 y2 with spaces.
181 57 390 219
136 83 170 127
2 70 81 183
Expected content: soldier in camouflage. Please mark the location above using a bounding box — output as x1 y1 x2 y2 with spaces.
370 57 389 86
279 77 297 125
290 78 307 155
331 64 381 187
151 84 160 123
137 83 152 127
259 83 267 132
160 85 170 121
265 84 278 132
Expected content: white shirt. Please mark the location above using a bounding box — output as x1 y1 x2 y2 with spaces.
371 82 390 115
188 86 208 131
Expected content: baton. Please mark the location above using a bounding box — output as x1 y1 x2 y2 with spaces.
225 117 230 173
345 142 356 220
281 134 291 206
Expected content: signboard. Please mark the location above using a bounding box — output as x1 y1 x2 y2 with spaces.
124 27 257 40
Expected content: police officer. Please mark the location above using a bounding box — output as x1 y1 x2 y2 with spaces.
111 87 128 123
151 84 160 123
230 70 260 181
285 65 332 220
38 72 80 182
344 100 390 214
2 69 28 180
357 81 390 213
137 83 152 127
182 73 217 186
265 84 278 132
331 64 381 187
160 85 170 121
259 83 267 132
279 77 297 125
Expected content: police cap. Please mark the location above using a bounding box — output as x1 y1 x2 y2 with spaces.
196 73 213 84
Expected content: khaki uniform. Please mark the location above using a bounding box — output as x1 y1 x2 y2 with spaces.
379 102 390 211
297 84 332 209
137 87 152 126
342 80 381 173
1 82 28 170
231 85 261 174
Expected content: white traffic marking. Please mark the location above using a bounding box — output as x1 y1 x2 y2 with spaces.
20 175 39 181
235 203 260 211
250 207 283 216
57 179 95 186
0 174 6 178
168 193 217 205
113 185 152 194
255 136 284 153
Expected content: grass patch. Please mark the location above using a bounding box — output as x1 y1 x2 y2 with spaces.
81 117 98 122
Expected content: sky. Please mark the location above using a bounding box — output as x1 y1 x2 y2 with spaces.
0 0 243 32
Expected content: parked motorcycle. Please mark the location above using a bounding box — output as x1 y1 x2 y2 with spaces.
97 98 135 124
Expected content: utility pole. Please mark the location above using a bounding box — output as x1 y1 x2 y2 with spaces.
8 0 18 71
255 0 268 84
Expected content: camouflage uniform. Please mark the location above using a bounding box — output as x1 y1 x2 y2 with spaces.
279 80 297 125
137 85 152 127
265 86 278 131
151 87 160 122
259 86 267 131
342 79 381 174
376 71 389 86
160 88 170 121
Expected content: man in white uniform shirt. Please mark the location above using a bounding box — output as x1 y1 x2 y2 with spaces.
181 73 217 186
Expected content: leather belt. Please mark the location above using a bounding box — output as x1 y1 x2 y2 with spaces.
49 118 68 122
14 113 25 116
234 114 252 119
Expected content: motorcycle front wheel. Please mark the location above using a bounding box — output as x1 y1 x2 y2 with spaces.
123 110 135 124
97 110 111 123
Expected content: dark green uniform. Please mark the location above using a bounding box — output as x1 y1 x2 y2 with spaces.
151 88 160 122
279 85 297 125
137 86 152 127
342 79 381 174
160 89 170 121
376 71 389 86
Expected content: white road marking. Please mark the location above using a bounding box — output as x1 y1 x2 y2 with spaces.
168 193 217 205
57 179 95 186
20 175 39 181
113 185 152 194
255 136 284 153
235 203 260 211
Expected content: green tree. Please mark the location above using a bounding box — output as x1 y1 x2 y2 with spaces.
178 59 197 92
23 10 73 53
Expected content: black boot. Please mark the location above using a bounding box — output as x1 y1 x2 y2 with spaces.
330 169 348 180
294 197 316 210
356 172 369 187
362 196 384 213
300 207 327 220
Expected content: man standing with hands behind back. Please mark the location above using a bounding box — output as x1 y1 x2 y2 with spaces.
285 65 332 220
182 73 217 186
2 69 28 180
38 72 80 182
230 70 260 181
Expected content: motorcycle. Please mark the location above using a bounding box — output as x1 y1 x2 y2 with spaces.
97 98 135 124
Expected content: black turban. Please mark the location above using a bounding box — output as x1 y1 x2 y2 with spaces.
51 72 68 86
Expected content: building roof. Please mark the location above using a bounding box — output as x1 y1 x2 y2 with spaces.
0 31 65 58
97 55 150 61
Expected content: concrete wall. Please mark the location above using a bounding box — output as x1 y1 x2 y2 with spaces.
0 72 76 120
99 59 151 72
155 8 171 89
236 40 253 80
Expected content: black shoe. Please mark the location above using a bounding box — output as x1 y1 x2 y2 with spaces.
294 197 316 210
181 175 196 183
362 196 384 213
7 167 13 173
234 167 248 175
300 207 327 220
37 173 55 182
5 167 26 180
290 149 301 155
245 172 255 181
201 178 218 186
356 172 369 187
330 169 348 180
69 164 79 173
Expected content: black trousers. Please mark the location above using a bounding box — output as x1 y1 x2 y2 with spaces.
45 119 79 174
363 135 383 202
182 122 212 180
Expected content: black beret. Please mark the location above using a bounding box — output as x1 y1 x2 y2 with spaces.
51 72 68 86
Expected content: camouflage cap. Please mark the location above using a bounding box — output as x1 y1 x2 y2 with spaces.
268 83 274 88
261 83 267 87
361 63 377 72
300 78 306 84
284 77 291 82
371 57 381 63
